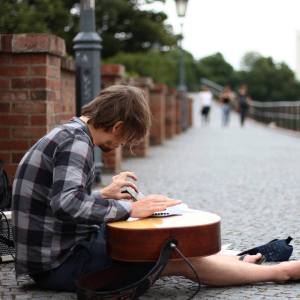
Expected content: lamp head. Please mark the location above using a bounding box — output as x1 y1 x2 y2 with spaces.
175 0 189 18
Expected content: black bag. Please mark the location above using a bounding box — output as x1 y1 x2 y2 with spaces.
238 236 293 262
0 160 11 210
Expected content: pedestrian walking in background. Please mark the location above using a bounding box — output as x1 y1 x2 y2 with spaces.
219 86 233 127
237 84 251 127
199 85 213 124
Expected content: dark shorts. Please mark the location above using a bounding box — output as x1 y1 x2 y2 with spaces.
201 106 210 116
31 225 113 292
31 225 155 293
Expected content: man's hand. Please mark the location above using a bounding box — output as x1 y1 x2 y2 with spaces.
130 195 182 218
100 171 138 200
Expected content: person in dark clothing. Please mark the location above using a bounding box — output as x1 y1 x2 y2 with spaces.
237 84 251 127
219 86 233 127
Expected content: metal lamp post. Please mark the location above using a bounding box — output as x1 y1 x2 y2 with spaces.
73 0 102 183
175 0 188 92
175 0 189 130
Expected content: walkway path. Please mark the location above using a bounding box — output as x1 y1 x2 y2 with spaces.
1 103 300 299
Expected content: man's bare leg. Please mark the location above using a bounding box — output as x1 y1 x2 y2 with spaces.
216 252 263 264
161 254 300 286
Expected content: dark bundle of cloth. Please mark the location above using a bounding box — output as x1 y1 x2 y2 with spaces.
239 237 293 262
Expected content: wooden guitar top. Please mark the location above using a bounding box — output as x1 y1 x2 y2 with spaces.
107 210 221 262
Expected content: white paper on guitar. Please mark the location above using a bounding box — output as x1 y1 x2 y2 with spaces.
152 203 198 217
127 203 198 221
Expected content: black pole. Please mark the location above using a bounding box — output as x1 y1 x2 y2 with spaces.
178 23 188 131
73 0 102 183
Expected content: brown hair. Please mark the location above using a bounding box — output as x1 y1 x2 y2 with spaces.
81 85 151 145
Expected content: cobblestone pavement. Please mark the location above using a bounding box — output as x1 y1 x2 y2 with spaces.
2 103 300 299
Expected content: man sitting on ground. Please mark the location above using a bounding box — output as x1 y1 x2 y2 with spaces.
12 85 300 292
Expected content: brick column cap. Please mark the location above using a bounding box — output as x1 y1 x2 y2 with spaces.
151 83 168 94
101 64 125 77
129 77 154 89
167 87 177 95
176 90 187 99
0 34 66 56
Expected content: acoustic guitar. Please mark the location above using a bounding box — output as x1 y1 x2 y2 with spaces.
107 210 221 262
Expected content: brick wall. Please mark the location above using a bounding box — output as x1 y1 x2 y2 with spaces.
100 64 125 173
57 57 76 127
176 93 182 134
165 87 177 139
123 77 153 158
149 83 167 145
0 34 75 182
188 97 193 128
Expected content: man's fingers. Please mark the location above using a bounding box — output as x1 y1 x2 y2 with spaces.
118 171 137 181
150 201 180 211
118 192 132 200
112 171 137 183
124 172 137 181
145 196 182 205
150 205 167 212
120 181 138 192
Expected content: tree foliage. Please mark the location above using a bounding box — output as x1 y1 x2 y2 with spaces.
0 0 72 40
1 1 300 100
197 53 234 87
0 0 178 57
106 49 200 91
237 53 300 101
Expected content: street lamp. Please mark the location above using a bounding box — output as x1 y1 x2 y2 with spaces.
175 0 188 130
175 0 188 92
175 0 188 18
73 0 102 183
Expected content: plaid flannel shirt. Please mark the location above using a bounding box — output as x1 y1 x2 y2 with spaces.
12 117 131 276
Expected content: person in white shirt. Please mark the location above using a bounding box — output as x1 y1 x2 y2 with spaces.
199 86 213 124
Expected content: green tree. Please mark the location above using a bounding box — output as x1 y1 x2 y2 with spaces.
239 53 300 101
0 0 72 40
240 51 261 71
0 0 177 57
96 0 177 58
197 53 234 87
106 48 200 91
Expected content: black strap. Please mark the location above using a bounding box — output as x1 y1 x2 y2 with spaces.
0 160 11 210
76 239 176 300
76 238 202 300
0 235 14 248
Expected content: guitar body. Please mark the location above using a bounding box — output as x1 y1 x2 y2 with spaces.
107 210 221 262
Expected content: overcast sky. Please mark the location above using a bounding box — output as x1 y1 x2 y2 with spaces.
141 0 300 72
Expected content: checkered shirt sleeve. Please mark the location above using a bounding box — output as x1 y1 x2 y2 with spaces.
50 136 130 223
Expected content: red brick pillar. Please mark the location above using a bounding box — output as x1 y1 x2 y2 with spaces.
165 87 177 139
60 57 76 125
100 64 125 173
149 83 167 145
0 34 74 182
188 97 193 128
122 77 153 158
175 92 182 134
